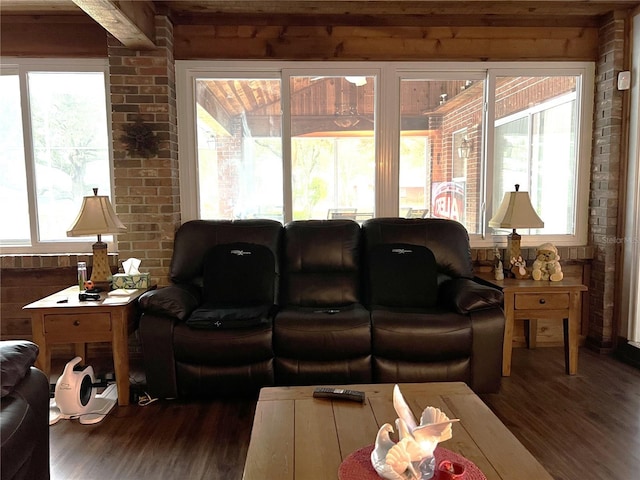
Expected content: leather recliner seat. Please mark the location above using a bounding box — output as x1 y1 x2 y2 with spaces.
139 219 282 398
362 218 504 393
274 220 371 385
139 217 504 397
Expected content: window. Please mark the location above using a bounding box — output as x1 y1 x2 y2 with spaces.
178 61 593 246
493 78 580 236
0 59 112 253
290 75 376 220
194 77 283 221
399 76 485 233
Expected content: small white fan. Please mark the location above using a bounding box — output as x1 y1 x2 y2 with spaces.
49 357 118 425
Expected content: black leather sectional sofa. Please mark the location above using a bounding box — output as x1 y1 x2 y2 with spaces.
0 341 50 480
138 217 504 398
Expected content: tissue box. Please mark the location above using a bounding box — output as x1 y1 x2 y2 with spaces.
112 273 150 289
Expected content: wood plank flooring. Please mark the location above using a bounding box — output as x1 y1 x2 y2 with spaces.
48 347 640 480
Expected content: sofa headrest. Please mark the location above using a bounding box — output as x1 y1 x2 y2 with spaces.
170 219 283 285
284 219 361 271
362 217 474 278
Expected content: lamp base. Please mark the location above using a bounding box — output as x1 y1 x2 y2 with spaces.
90 241 112 291
503 231 523 278
506 230 522 262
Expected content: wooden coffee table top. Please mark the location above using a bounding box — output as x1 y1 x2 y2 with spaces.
242 382 553 480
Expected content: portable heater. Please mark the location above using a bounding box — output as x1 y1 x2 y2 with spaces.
49 357 117 425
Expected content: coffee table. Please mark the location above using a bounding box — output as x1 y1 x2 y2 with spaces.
242 382 553 480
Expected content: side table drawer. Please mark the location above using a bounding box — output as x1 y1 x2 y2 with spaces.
515 293 569 310
44 313 112 334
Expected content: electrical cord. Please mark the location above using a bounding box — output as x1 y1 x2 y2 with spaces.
138 392 158 406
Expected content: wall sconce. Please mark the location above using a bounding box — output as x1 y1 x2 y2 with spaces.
457 137 472 160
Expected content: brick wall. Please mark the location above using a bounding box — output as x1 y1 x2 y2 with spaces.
588 11 627 350
108 15 180 288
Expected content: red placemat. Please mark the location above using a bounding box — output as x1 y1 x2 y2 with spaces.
338 444 486 480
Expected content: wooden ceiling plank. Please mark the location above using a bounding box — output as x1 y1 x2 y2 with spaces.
71 0 156 49
164 0 640 17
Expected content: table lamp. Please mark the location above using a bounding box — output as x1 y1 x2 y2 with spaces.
67 188 127 291
489 184 544 262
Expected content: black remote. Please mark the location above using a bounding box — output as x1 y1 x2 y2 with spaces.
312 387 365 403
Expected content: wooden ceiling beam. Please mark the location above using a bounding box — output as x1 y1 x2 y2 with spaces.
71 0 156 49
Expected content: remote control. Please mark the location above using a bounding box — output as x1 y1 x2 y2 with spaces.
312 387 365 403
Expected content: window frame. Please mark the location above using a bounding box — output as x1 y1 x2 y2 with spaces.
177 60 594 247
0 57 115 255
485 67 593 247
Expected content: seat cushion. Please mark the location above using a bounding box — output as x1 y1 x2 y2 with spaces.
275 357 372 386
373 357 471 384
173 322 273 365
367 243 438 308
371 308 472 361
186 304 275 330
273 305 371 360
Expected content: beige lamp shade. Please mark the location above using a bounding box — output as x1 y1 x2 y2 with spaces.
489 185 544 230
67 189 126 237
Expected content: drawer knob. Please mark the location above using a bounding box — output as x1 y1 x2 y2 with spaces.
539 298 546 304
73 320 80 326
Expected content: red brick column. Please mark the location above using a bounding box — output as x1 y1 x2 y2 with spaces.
108 15 180 287
588 12 627 350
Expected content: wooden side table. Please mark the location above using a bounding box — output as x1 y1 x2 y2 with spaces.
475 273 587 376
24 286 152 406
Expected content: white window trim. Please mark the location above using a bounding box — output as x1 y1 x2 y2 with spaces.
0 57 115 255
176 60 594 247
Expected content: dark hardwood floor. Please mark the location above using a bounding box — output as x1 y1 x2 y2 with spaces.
48 347 640 480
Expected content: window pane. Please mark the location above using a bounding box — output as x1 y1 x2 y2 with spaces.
399 78 484 233
0 74 30 243
290 76 375 221
493 76 578 235
28 72 111 241
195 79 283 221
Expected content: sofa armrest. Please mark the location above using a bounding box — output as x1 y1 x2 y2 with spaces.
438 277 503 314
469 307 505 393
1 341 39 398
139 285 202 322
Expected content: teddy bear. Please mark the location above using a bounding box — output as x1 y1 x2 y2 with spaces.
532 243 563 281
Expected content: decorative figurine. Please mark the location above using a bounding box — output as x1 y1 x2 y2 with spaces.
371 385 459 480
494 248 504 281
509 256 529 279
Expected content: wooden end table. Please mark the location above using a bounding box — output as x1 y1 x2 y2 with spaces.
243 382 553 480
24 286 152 406
475 272 587 376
